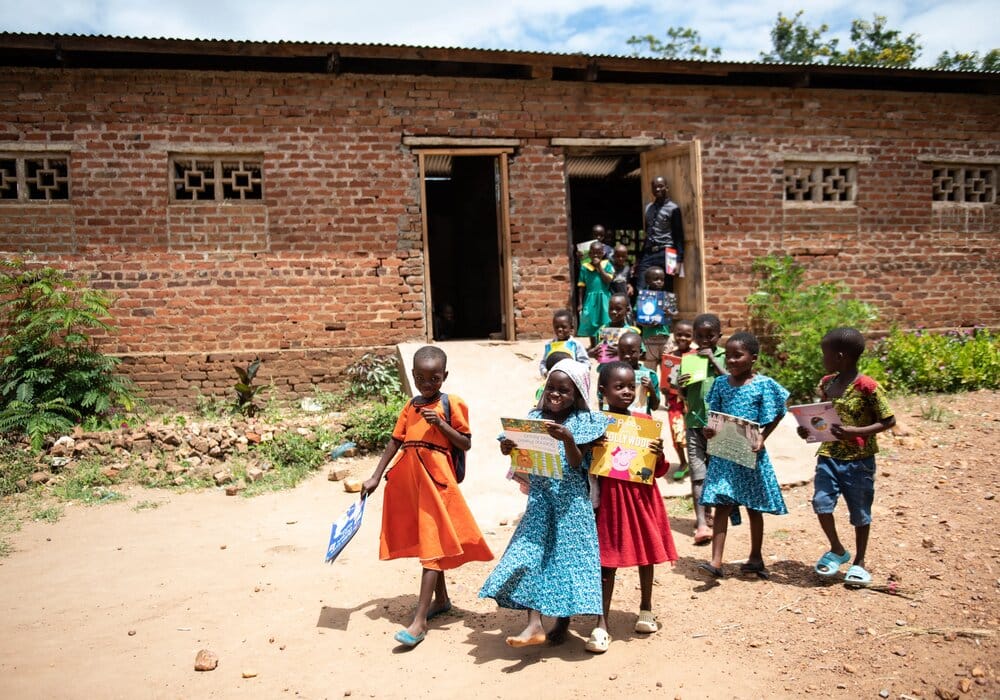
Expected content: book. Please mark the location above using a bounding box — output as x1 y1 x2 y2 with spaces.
576 238 597 256
635 289 667 326
325 497 367 564
590 412 663 484
789 402 841 443
595 326 629 364
500 417 563 479
661 352 683 388
664 247 679 275
706 411 761 469
679 353 709 385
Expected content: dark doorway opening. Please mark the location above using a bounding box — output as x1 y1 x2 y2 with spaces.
565 154 644 307
425 155 503 340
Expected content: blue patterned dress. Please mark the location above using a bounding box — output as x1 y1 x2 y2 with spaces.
700 374 789 515
479 410 608 617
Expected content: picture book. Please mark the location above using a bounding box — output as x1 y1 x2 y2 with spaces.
500 417 563 479
325 497 367 564
635 289 667 326
661 352 683 388
789 402 841 443
664 247 679 276
706 411 761 469
595 326 628 364
679 353 709 385
590 412 663 484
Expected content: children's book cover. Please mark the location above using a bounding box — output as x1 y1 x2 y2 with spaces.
500 417 563 479
661 353 683 388
325 497 367 564
706 411 761 469
789 402 841 443
596 326 627 364
590 412 663 484
635 289 666 326
664 247 679 276
680 353 709 385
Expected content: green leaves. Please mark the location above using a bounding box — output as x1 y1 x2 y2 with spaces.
233 357 265 417
627 27 722 60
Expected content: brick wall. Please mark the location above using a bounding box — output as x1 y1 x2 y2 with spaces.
1 67 997 403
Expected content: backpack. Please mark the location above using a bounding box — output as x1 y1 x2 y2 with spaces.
411 393 466 483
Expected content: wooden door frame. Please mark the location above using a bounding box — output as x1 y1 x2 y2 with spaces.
416 148 515 341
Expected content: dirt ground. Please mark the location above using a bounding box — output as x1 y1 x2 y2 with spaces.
0 391 997 699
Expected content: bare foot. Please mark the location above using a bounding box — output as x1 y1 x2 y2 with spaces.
546 617 570 645
693 526 713 545
506 632 547 647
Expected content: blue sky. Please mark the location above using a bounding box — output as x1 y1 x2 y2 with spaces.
2 0 996 66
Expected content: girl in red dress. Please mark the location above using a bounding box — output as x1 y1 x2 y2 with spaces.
594 361 678 639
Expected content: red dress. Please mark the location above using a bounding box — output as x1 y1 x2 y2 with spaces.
596 452 678 568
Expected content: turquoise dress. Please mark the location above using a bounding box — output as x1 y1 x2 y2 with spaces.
577 260 613 337
479 410 608 617
700 374 789 515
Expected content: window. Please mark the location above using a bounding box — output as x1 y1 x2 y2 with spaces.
170 155 263 202
932 165 995 204
0 154 70 201
784 163 856 203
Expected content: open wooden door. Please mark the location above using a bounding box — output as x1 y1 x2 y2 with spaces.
639 141 706 319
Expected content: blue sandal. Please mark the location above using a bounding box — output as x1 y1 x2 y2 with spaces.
394 629 426 647
844 565 872 586
814 550 852 577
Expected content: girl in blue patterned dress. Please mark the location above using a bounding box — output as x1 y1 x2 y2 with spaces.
698 332 789 580
480 358 609 651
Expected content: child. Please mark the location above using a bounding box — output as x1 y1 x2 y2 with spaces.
662 319 695 480
678 313 728 545
539 308 590 376
635 266 677 372
609 244 633 298
589 293 641 366
577 241 614 342
361 346 493 647
802 328 895 585
578 224 615 263
595 361 678 645
480 359 608 650
535 351 571 404
616 332 660 415
697 332 789 579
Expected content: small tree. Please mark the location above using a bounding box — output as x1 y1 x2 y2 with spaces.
627 26 722 60
0 258 141 448
935 49 1000 71
747 256 878 402
830 15 921 68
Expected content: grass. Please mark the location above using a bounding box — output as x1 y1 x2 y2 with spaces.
919 399 954 423
665 496 695 518
31 505 63 523
132 499 164 511
0 443 39 497
50 458 125 505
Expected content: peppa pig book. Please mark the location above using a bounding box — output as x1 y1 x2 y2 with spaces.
590 412 663 485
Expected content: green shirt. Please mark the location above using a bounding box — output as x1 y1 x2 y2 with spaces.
683 347 727 429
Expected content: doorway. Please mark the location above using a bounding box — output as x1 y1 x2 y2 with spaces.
418 151 513 341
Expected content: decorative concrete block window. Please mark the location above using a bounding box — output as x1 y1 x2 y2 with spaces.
0 154 70 201
783 162 857 203
931 165 995 204
170 155 263 202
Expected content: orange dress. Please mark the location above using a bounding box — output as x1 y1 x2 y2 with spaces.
379 395 493 570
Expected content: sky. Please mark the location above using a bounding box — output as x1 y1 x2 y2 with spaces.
2 0 997 66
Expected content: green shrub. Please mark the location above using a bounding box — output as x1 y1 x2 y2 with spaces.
0 258 142 449
747 255 878 402
343 395 407 451
345 352 403 401
859 327 1000 393
244 428 334 495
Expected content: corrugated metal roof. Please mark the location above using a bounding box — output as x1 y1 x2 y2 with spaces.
1 31 996 74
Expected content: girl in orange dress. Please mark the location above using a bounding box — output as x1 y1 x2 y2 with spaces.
361 346 493 647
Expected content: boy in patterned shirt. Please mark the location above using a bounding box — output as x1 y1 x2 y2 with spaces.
799 328 895 585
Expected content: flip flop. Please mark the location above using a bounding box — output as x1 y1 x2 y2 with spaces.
698 562 724 578
426 602 453 621
814 550 852 577
740 561 771 580
844 564 872 586
394 629 426 647
584 627 610 653
671 466 689 480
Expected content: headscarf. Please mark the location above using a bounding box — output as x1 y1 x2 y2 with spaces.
537 357 591 412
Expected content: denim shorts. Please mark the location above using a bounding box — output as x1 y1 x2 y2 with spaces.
685 428 708 481
812 456 876 527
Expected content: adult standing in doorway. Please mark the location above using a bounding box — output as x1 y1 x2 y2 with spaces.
634 176 684 292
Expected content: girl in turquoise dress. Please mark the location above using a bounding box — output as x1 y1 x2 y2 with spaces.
699 332 789 580
480 358 608 651
576 240 614 340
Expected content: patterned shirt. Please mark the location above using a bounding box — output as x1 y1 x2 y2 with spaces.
816 373 894 461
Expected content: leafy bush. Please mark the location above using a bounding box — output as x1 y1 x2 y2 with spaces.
233 357 265 417
859 327 1000 393
345 352 403 401
342 395 407 451
747 255 878 402
0 443 39 497
0 258 142 448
